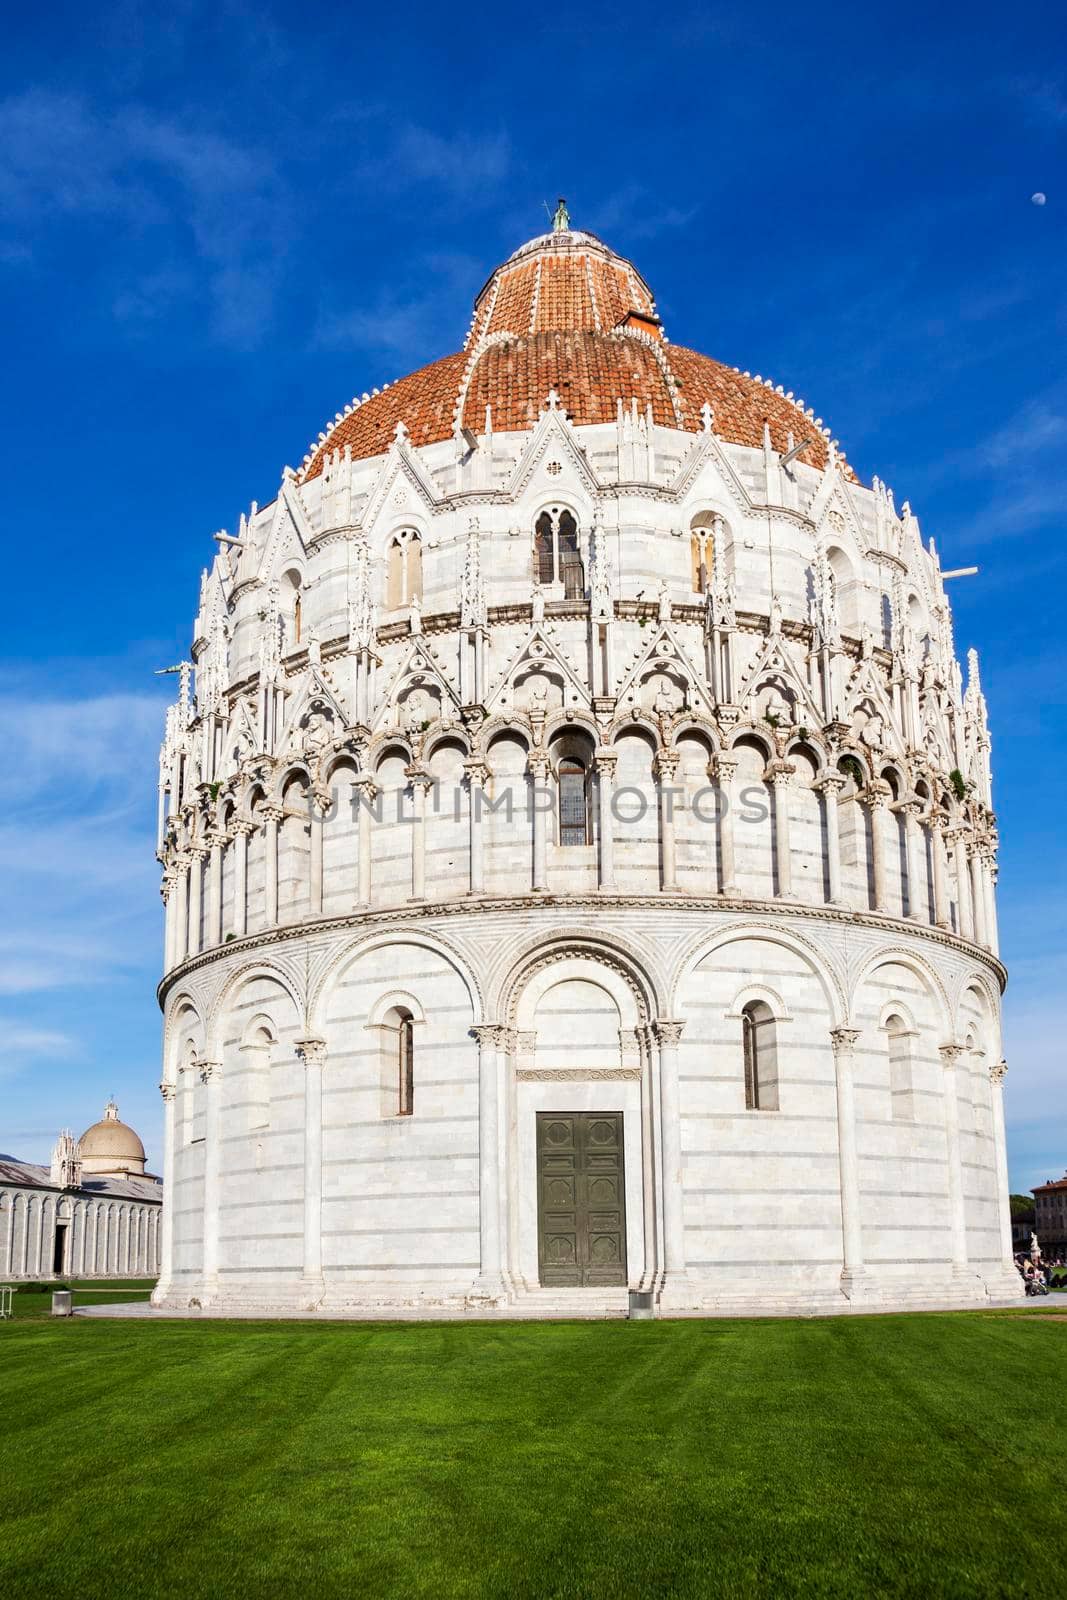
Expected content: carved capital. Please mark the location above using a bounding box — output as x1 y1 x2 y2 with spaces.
990 1059 1008 1085
813 773 845 796
593 747 618 775
653 751 680 782
862 780 892 810
653 1018 685 1046
527 753 551 780
196 1057 221 1084
939 1042 965 1067
766 760 796 788
295 1037 328 1070
830 1027 861 1057
471 1023 510 1050
463 759 491 789
159 1080 177 1102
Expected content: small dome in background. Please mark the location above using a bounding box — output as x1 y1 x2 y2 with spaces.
77 1098 147 1176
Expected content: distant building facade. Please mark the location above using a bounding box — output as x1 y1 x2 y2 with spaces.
0 1100 161 1280
1034 1174 1067 1257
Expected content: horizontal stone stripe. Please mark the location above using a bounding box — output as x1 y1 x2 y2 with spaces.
324 1263 480 1273
322 1190 476 1203
323 1149 479 1166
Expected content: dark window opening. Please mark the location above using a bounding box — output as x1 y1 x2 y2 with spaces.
559 759 590 846
398 1012 415 1117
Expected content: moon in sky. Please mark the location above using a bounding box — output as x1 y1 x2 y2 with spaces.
1032 192 1047 205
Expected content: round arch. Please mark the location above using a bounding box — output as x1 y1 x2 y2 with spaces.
207 961 305 1049
849 945 952 1035
491 927 665 1028
308 927 483 1034
670 920 847 1026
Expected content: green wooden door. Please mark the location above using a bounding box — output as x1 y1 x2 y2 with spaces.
537 1112 627 1287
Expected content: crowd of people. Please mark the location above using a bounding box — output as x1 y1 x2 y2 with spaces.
1014 1253 1065 1295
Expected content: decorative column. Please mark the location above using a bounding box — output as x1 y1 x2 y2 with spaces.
152 1079 177 1305
594 748 617 890
950 831 974 940
471 1024 508 1301
173 856 189 965
529 752 550 892
161 873 177 972
186 850 204 957
939 1044 971 1278
653 1019 688 1289
199 1058 222 1299
464 761 489 896
928 815 950 929
407 771 433 902
988 1060 1017 1282
815 774 845 905
207 833 223 947
969 846 987 948
654 750 680 892
713 754 739 896
830 1028 873 1299
354 777 378 906
232 823 249 938
899 801 924 920
296 1038 327 1296
768 762 795 899
263 806 281 926
984 850 1000 957
866 783 891 914
309 792 327 916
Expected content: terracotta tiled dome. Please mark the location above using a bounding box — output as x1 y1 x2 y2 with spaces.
300 227 838 482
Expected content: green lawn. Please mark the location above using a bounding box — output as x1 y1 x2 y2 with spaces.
1 1312 1065 1598
5 1278 156 1319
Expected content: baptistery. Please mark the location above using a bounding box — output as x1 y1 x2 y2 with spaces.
154 213 1019 1315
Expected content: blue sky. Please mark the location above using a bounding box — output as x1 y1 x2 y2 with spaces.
0 0 1063 1191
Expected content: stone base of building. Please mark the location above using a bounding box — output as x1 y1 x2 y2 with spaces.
146 1266 1023 1320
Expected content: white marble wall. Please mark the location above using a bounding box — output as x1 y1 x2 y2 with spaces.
0 1187 161 1279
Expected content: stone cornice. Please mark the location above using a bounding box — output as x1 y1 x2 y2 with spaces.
157 890 1007 1008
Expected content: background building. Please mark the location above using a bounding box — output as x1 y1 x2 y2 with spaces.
153 216 1019 1316
1033 1174 1067 1257
0 1101 161 1279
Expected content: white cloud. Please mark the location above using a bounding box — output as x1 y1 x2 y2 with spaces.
0 691 163 1002
587 185 700 242
0 89 288 347
388 125 510 194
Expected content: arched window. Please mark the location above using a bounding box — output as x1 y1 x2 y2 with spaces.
533 509 584 598
397 1009 415 1116
282 569 302 647
558 758 590 846
689 512 717 594
386 531 423 610
885 1013 914 1122
742 1000 779 1111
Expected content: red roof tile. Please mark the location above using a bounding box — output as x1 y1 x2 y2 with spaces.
300 230 839 481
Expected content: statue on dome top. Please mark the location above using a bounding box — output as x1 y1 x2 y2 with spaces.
552 197 570 233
